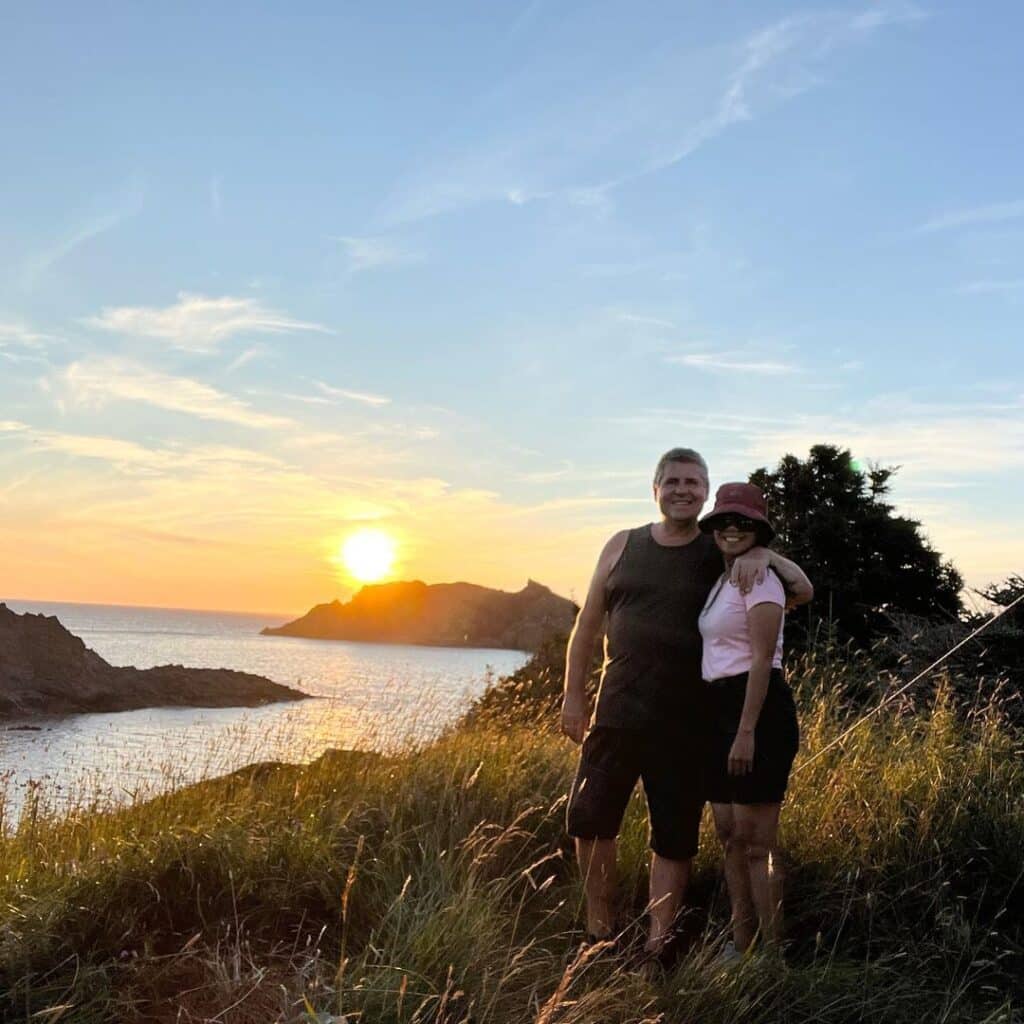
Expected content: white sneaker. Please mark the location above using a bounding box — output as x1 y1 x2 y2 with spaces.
718 940 742 966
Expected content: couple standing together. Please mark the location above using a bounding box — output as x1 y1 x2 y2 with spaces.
561 447 813 961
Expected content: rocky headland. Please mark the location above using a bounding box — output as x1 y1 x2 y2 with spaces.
262 579 576 651
0 603 308 718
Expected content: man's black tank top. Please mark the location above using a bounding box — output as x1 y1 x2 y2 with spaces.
594 525 723 731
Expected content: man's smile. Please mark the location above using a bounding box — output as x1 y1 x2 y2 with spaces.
653 460 710 525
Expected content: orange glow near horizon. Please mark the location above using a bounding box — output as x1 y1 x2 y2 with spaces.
339 529 397 584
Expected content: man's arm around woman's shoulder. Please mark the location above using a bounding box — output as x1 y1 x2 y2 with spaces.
729 548 814 609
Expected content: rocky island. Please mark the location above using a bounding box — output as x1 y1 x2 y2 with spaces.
0 603 308 718
262 579 576 651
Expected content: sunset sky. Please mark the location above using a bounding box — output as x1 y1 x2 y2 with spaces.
2 2 1022 615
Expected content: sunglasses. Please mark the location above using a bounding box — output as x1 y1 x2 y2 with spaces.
713 514 759 532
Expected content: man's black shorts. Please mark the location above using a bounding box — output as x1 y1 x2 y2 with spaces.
566 726 706 861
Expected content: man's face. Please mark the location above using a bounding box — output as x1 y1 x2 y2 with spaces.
654 461 709 523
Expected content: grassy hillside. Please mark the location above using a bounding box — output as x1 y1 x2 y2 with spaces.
1 653 1022 1022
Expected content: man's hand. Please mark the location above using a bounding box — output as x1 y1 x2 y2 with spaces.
728 730 755 775
730 546 770 594
560 693 590 744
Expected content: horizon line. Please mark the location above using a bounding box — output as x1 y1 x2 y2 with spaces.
2 595 300 622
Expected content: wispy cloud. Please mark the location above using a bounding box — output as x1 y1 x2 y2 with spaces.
746 413 1024 478
509 496 649 515
0 419 286 475
333 235 422 273
0 322 57 348
849 4 927 31
0 419 175 470
278 392 332 406
668 352 801 375
23 181 144 288
61 357 293 429
0 322 59 365
608 408 794 437
614 394 1024 477
315 380 392 407
226 344 273 372
381 5 920 225
507 0 549 40
84 292 331 353
623 4 925 186
916 200 1024 234
506 187 552 206
616 312 676 329
515 465 645 485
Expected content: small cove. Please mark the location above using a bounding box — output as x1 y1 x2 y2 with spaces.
0 600 528 824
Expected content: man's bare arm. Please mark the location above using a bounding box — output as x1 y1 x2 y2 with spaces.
766 551 814 607
730 547 813 607
560 530 627 744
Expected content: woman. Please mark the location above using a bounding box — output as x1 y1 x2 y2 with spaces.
697 482 804 955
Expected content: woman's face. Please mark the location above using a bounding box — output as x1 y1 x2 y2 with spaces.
713 515 759 558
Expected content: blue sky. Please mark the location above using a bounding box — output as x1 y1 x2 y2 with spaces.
2 1 1022 612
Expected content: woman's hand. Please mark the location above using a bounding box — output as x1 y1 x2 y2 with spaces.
728 729 755 775
729 547 769 593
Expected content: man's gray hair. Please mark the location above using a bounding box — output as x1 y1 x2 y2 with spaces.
653 447 709 486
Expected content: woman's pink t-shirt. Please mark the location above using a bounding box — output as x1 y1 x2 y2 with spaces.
698 571 785 681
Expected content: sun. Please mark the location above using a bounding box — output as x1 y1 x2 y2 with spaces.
340 529 397 583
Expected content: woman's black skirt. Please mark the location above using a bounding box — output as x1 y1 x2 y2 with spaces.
705 668 799 805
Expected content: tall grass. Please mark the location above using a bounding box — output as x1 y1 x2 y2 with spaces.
1 651 1022 1022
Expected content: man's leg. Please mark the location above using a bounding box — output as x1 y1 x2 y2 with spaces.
641 735 705 954
576 837 617 938
711 802 756 952
565 728 639 941
646 852 690 952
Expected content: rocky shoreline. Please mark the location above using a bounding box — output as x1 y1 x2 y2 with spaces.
0 603 308 718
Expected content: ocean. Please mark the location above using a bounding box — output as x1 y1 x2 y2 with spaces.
0 600 529 824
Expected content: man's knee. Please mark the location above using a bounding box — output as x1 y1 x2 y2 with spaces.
575 836 615 861
650 828 699 863
650 849 693 870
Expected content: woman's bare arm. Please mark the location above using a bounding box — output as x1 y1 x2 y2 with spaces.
728 600 784 775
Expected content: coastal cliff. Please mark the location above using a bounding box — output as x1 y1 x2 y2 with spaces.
0 603 307 717
262 579 576 651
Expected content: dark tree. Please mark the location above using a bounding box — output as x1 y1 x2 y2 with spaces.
749 444 963 647
975 574 1024 624
968 574 1024 679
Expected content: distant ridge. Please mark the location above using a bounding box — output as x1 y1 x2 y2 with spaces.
262 579 577 652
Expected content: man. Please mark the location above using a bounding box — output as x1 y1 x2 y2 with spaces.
561 447 812 957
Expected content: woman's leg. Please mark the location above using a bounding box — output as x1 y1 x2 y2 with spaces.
732 802 784 945
711 802 757 952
